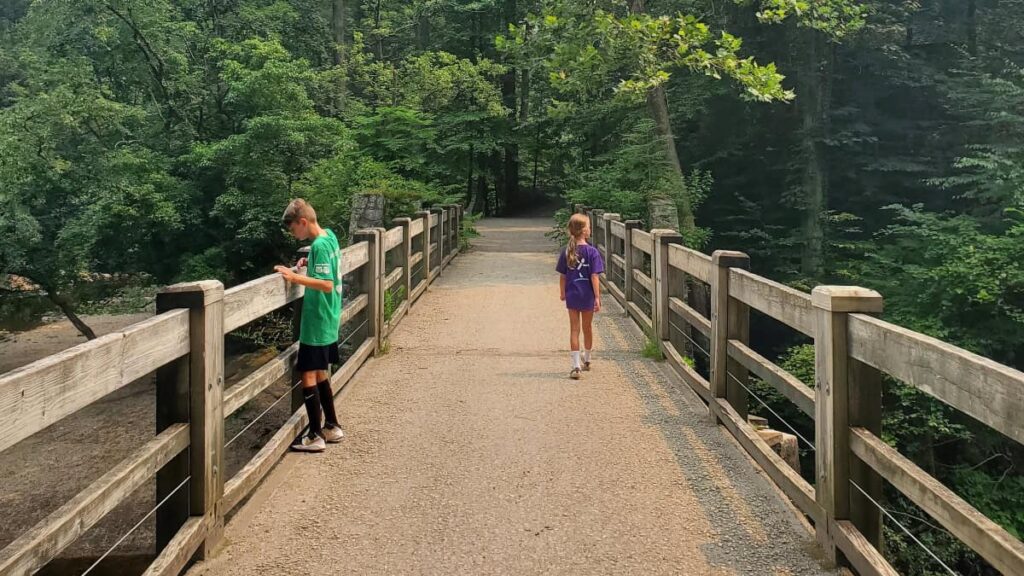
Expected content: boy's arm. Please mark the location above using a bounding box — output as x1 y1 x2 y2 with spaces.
275 267 333 293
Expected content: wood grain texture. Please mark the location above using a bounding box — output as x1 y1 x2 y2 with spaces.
223 344 298 417
667 243 711 284
631 229 654 255
727 340 814 417
850 428 1024 575
848 313 1024 446
626 302 653 333
383 226 404 252
342 242 370 275
832 520 900 576
0 424 188 576
662 341 711 402
141 516 206 576
669 297 711 336
410 218 425 237
716 400 821 523
632 269 653 293
0 311 189 453
609 219 626 239
384 266 404 291
341 293 369 326
728 269 813 336
223 275 303 333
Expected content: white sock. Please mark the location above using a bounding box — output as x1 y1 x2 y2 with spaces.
583 350 591 363
571 351 581 369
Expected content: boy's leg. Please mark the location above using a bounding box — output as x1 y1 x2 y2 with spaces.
581 311 595 365
315 369 340 426
300 370 323 439
568 310 582 370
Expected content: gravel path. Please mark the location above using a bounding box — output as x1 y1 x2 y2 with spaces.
188 217 837 576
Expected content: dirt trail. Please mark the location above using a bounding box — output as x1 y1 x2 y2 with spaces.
187 217 836 576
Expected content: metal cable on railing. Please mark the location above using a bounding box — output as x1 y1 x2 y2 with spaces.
339 319 369 349
80 475 191 576
668 320 712 360
850 480 959 576
225 380 303 449
726 370 816 451
631 284 653 308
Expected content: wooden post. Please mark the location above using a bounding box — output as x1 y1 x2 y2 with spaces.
652 230 684 342
353 229 384 355
623 220 642 308
813 286 884 563
416 210 431 286
447 204 461 255
601 213 621 290
290 246 309 411
710 251 750 424
430 207 443 278
155 280 225 559
591 209 605 259
394 218 413 304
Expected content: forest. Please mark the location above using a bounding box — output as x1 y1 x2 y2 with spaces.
0 1 1021 574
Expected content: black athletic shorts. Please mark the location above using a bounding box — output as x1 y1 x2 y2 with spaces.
296 341 340 372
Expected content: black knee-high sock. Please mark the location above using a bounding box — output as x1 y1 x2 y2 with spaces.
317 379 338 427
302 386 323 438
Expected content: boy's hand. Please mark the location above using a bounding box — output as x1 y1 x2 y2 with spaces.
297 257 308 268
274 265 295 282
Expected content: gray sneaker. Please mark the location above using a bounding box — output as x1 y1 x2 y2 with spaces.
323 425 345 444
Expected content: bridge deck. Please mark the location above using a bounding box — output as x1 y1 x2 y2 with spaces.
188 217 835 576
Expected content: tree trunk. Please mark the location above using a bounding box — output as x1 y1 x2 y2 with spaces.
646 86 687 231
628 0 686 232
417 9 430 49
349 193 386 239
46 288 97 340
797 29 829 279
331 0 345 65
466 145 477 213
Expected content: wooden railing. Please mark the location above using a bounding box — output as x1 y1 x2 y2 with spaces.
0 205 463 576
583 205 1024 576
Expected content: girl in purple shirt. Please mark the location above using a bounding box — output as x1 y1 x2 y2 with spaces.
556 213 605 379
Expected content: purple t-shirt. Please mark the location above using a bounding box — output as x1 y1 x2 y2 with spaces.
556 243 605 311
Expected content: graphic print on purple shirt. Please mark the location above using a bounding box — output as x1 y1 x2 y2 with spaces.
556 243 605 311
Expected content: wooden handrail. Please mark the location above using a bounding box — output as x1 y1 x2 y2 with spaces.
581 205 1024 576
0 205 465 576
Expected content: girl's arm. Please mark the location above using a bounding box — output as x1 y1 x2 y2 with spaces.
559 275 567 301
591 274 601 312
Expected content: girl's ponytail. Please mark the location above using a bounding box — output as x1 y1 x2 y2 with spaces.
566 213 588 269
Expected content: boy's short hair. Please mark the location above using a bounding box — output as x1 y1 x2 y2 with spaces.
282 199 317 226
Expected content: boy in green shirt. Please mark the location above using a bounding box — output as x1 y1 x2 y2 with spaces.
275 199 344 452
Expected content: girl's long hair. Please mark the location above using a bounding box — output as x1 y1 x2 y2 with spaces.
566 213 589 269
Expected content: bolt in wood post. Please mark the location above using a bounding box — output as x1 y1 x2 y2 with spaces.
710 251 750 425
653 230 684 342
353 229 384 355
623 220 642 308
155 280 225 559
812 286 884 563
416 210 431 287
601 213 620 292
394 218 413 306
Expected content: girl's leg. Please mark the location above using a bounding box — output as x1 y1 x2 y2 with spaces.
581 311 595 365
568 309 582 369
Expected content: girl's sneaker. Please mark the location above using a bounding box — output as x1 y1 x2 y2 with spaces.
323 424 345 444
583 361 591 372
570 368 582 380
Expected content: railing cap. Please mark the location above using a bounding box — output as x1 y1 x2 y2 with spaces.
157 280 224 307
811 286 883 313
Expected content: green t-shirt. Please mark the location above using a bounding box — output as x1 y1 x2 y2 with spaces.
300 229 343 346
